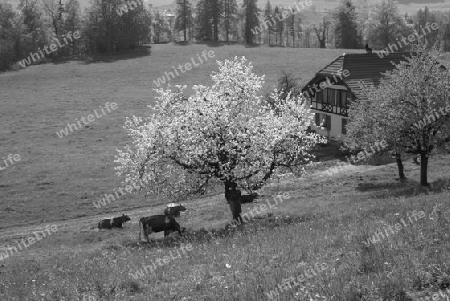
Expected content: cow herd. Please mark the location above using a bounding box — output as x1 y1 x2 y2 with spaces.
97 203 187 242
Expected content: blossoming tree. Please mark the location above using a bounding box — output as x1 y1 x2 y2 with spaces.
346 42 450 186
115 57 324 223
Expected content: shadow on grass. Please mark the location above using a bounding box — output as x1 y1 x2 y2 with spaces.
190 41 225 47
173 41 191 46
122 213 318 251
77 46 152 65
356 177 450 199
311 141 347 162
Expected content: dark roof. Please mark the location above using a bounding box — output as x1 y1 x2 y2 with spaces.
302 52 412 99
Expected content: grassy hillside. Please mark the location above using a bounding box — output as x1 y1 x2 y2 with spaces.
0 43 450 301
0 44 355 231
0 153 449 300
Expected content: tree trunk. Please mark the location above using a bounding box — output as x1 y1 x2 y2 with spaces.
320 38 326 48
395 153 406 180
225 181 242 224
420 152 429 186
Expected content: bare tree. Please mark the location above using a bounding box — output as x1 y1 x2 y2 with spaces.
313 17 330 48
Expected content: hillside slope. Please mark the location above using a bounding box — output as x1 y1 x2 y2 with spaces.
0 153 448 300
0 44 354 230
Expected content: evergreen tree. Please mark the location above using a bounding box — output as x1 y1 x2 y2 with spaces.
242 0 258 45
0 2 21 70
175 0 193 42
415 7 439 45
195 0 212 41
63 0 82 54
222 0 238 42
84 0 151 53
19 0 47 55
333 0 359 49
210 0 221 42
263 0 273 45
152 10 171 43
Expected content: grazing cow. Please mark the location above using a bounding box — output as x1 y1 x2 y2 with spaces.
139 215 185 242
98 214 131 229
98 219 112 229
164 203 187 217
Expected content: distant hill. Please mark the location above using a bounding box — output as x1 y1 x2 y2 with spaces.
398 0 444 3
148 0 450 22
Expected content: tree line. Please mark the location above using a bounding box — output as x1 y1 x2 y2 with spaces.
172 0 450 51
0 0 153 71
3 0 450 72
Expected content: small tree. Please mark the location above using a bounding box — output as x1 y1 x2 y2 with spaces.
242 0 259 45
346 42 450 186
277 71 301 100
115 57 325 224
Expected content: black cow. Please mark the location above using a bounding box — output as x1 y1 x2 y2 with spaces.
139 215 185 242
164 203 187 217
98 214 131 229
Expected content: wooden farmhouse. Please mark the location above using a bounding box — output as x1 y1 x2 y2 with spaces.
301 52 411 139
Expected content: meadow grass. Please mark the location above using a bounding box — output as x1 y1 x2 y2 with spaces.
0 44 355 230
1 44 449 301
0 153 448 300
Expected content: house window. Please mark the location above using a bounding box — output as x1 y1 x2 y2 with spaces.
326 89 335 105
315 113 331 130
315 88 349 109
315 113 321 126
342 118 348 134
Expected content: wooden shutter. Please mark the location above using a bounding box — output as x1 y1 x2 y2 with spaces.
340 91 347 107
326 115 331 131
315 113 320 126
316 90 322 103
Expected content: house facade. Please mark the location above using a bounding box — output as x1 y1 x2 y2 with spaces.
301 52 411 140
